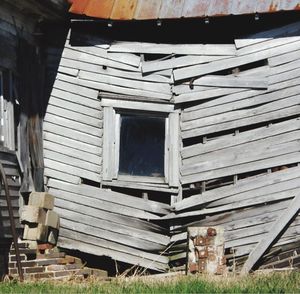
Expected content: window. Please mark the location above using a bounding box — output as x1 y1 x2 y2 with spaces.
119 114 165 177
101 99 179 188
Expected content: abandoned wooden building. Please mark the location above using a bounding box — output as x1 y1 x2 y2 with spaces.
1 0 300 278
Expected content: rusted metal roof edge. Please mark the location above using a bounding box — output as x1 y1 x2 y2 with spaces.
68 0 300 21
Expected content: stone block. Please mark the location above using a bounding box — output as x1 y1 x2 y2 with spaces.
29 192 54 210
20 205 47 224
45 211 59 229
23 224 48 242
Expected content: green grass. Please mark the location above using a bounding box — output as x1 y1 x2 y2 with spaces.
1 272 300 293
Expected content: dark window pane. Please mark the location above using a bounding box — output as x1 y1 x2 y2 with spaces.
119 114 165 177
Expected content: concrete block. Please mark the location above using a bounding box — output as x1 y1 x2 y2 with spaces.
23 224 48 242
29 192 54 210
45 211 59 229
20 205 46 224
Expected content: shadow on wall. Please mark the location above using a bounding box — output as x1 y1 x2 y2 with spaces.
16 25 68 194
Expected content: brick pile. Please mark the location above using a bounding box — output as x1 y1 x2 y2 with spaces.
9 241 108 280
9 191 108 281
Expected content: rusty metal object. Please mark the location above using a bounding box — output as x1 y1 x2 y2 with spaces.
197 248 208 259
187 227 226 275
68 0 300 20
189 262 198 273
207 227 217 237
0 162 23 281
194 235 205 246
198 259 206 272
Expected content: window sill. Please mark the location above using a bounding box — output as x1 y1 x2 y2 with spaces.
101 179 179 194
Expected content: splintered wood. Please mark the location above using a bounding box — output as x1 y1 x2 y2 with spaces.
187 227 226 275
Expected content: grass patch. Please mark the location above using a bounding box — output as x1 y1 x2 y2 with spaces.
1 271 300 293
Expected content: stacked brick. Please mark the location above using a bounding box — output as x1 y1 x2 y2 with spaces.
21 192 59 245
8 242 108 280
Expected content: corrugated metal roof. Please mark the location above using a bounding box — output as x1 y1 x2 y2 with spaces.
68 0 300 20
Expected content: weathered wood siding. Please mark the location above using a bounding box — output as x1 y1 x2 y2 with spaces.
0 150 22 240
44 20 300 271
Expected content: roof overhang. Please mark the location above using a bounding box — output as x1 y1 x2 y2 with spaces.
68 0 300 21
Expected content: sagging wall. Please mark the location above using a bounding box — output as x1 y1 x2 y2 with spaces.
43 20 300 272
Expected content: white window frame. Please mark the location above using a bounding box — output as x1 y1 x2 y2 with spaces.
101 99 180 188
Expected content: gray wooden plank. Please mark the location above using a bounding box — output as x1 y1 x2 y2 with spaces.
108 42 236 56
44 167 81 184
175 166 300 212
209 177 300 208
102 179 178 193
165 189 300 220
182 118 300 160
49 96 102 119
101 98 174 112
44 149 101 173
183 129 300 166
234 38 270 49
48 178 170 215
43 132 102 155
182 84 300 122
173 40 300 81
53 79 99 99
60 58 170 83
269 67 300 85
58 66 79 77
269 49 300 66
182 152 300 184
46 104 102 128
44 158 101 183
52 192 165 234
241 194 300 274
269 58 300 76
174 88 245 104
57 73 172 101
102 107 115 181
44 113 103 138
182 105 300 139
64 44 141 67
62 47 140 71
168 112 180 187
51 88 101 109
142 55 228 73
49 187 159 220
43 140 101 164
79 70 171 94
182 94 300 132
182 141 300 176
58 235 168 272
237 37 300 56
54 205 168 245
182 73 300 114
59 217 164 252
190 75 268 89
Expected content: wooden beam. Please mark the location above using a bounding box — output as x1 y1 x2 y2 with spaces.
241 193 300 274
